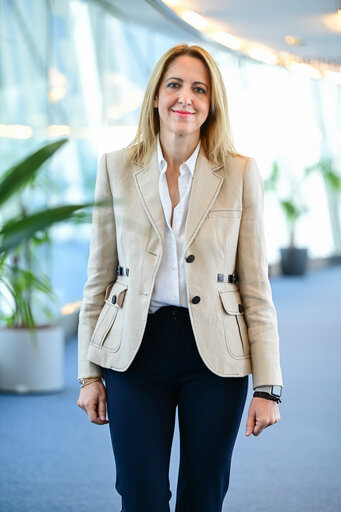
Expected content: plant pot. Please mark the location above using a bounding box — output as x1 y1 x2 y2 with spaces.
0 325 65 393
280 247 308 276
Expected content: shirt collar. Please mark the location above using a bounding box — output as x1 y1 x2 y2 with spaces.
156 133 200 177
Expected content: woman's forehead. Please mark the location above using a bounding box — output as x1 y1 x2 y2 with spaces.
163 55 210 84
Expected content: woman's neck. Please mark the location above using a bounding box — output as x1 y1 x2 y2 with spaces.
159 131 200 169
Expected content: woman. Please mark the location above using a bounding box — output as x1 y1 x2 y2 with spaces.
77 44 283 512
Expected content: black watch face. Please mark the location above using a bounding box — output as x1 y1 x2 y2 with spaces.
271 386 282 397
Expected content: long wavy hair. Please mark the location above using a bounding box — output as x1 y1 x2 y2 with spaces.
128 44 238 166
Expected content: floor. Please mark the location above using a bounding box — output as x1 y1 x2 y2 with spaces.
1 264 341 511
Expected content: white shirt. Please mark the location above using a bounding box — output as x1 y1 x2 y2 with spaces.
148 134 201 314
147 136 281 394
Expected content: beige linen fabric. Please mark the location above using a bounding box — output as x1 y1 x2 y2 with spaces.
78 146 283 390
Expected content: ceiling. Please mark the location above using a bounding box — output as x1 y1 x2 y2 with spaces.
159 0 341 64
96 0 341 70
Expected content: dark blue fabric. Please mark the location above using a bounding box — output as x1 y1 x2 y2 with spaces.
105 305 248 512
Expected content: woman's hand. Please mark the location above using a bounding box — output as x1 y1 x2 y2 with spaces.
77 380 109 425
245 397 280 436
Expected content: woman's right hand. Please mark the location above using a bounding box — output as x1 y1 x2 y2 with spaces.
77 380 109 425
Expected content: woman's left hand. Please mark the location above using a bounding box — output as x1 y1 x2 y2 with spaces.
245 397 280 437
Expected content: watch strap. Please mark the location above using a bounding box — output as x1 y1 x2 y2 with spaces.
253 391 282 403
78 377 103 388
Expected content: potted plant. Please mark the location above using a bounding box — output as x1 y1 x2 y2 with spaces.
0 138 96 393
265 159 341 275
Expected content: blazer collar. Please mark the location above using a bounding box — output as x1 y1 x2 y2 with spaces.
133 146 224 252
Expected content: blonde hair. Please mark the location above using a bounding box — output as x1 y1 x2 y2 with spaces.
128 44 238 166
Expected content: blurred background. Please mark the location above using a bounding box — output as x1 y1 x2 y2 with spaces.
0 1 340 511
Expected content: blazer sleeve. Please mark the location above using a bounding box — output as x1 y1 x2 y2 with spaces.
236 157 283 389
77 153 118 379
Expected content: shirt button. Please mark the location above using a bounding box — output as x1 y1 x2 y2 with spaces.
186 254 195 263
191 296 201 304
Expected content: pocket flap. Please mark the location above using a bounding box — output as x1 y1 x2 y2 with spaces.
219 290 244 315
105 280 128 308
208 209 241 218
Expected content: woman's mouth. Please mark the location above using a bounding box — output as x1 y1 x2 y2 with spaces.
171 110 195 118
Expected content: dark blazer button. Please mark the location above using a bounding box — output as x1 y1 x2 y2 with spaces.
186 254 195 263
238 304 243 313
112 295 117 304
191 296 201 304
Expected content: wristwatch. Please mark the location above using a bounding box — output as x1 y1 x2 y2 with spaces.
253 385 282 403
270 385 282 399
78 377 103 388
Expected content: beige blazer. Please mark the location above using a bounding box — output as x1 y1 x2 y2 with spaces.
78 146 283 389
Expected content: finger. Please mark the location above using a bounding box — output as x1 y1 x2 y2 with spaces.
92 417 109 426
77 398 86 412
98 397 108 423
87 398 109 426
253 416 269 436
252 422 265 436
246 412 256 437
86 403 100 423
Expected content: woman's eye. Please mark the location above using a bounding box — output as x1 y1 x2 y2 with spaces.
194 87 206 94
168 82 180 88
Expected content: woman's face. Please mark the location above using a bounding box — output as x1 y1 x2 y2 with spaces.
154 55 210 140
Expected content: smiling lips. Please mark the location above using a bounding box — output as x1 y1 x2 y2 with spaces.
171 109 195 118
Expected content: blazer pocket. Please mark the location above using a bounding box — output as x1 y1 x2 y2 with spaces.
219 290 250 358
208 209 241 218
91 281 128 349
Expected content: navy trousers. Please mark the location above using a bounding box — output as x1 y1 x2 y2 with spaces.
105 305 248 512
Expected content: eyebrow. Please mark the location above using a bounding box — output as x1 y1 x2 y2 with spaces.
165 77 209 89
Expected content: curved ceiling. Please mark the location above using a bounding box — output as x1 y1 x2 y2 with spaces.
160 0 341 65
95 0 341 72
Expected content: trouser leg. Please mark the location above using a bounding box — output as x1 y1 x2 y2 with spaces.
105 305 249 512
104 310 178 512
174 314 249 512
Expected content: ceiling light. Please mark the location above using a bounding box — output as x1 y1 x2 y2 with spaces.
287 62 322 79
323 12 341 32
180 10 208 31
162 0 182 7
284 35 304 46
213 31 242 50
248 46 278 65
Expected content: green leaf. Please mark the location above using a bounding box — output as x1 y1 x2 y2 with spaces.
264 161 280 192
0 263 54 330
305 158 341 192
0 138 68 208
280 200 307 224
0 198 111 254
0 202 92 253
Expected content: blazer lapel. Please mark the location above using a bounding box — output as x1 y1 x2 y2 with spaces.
133 145 224 254
133 150 165 248
184 148 224 252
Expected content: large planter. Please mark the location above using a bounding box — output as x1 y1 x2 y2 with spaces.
280 247 308 276
0 325 65 393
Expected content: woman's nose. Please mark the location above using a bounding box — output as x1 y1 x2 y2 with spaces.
178 86 193 106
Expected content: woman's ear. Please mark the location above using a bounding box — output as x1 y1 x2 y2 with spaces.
154 96 158 108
